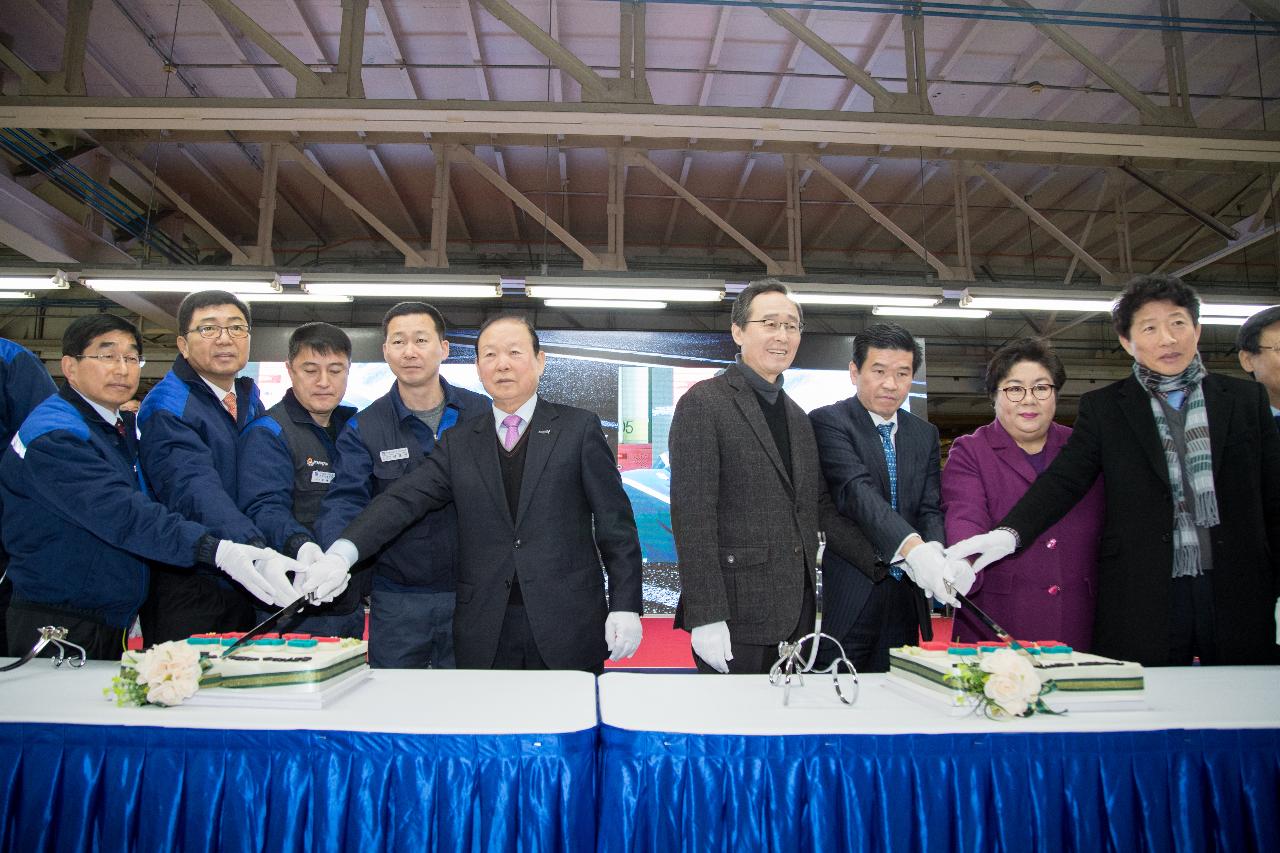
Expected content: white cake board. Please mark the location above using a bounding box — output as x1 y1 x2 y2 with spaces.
185 667 370 710
882 676 1149 715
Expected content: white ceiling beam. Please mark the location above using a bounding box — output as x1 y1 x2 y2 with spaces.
11 99 1278 163
0 170 132 264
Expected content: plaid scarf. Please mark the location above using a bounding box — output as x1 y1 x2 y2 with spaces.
1132 355 1219 578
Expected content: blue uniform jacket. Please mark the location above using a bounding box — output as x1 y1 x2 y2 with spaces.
1 385 212 628
139 354 264 550
315 378 490 591
238 388 357 556
1 338 56 557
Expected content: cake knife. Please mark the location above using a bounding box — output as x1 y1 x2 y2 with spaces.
221 596 309 657
943 580 1043 668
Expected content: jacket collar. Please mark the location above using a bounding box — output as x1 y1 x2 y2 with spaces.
726 363 794 493
280 387 355 434
983 418 1067 484
389 375 465 422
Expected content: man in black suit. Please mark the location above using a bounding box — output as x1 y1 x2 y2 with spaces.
809 323 963 673
1237 305 1280 430
951 275 1280 665
300 315 644 672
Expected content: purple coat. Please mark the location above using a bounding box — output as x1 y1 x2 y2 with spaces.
942 420 1104 650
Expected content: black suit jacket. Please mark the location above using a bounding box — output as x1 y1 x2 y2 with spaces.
810 396 945 643
1003 373 1280 666
341 398 643 670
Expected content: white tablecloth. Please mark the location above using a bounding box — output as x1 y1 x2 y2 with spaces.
598 666 1280 735
0 659 598 735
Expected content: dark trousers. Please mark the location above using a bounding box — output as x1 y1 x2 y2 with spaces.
1168 573 1218 665
6 601 125 661
838 576 921 673
0 556 10 657
695 571 817 675
490 601 552 671
367 588 454 669
140 567 257 645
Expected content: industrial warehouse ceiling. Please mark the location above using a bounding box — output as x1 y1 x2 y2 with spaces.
1 0 1278 423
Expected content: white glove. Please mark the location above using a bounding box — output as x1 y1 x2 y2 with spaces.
215 541 296 607
945 529 1017 572
296 541 323 566
690 621 733 674
291 542 324 595
903 541 959 607
945 556 978 599
605 611 643 661
297 540 357 603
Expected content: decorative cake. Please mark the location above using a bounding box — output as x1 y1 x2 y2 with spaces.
182 633 368 690
888 641 1145 712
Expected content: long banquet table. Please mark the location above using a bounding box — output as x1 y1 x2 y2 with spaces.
597 667 1280 852
0 661 598 852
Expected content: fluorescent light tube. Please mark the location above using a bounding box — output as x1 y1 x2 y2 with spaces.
303 282 501 298
526 285 722 303
1199 303 1273 317
235 292 354 303
543 299 666 310
794 293 939 308
0 275 66 291
873 306 991 319
1199 316 1249 326
0 291 34 299
962 296 1115 312
84 278 280 294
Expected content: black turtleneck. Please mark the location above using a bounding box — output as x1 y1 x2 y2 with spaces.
735 358 792 480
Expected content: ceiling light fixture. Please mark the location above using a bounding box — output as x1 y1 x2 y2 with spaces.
303 278 502 299
1199 303 1273 317
526 277 724 303
1199 316 1249 326
83 278 280 294
962 295 1116 313
0 273 68 291
873 306 991 319
543 299 666 310
234 292 354 303
793 292 940 308
0 292 34 300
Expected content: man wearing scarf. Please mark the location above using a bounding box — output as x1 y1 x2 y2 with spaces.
948 275 1280 666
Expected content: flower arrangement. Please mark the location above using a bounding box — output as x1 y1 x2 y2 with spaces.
105 641 209 707
944 648 1061 719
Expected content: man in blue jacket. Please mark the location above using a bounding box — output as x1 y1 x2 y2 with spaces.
1 314 296 659
139 290 274 644
315 302 490 668
239 322 365 638
0 337 57 654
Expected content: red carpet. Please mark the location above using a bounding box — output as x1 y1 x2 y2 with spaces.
605 616 695 670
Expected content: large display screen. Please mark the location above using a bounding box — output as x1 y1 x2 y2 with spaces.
246 329 927 614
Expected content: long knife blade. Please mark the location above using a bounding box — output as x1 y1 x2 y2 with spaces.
944 580 1043 667
221 596 308 657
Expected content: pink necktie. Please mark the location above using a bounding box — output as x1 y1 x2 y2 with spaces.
501 414 522 450
223 391 237 421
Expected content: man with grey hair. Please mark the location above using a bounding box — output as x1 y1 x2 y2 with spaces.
669 279 879 674
1237 305 1280 429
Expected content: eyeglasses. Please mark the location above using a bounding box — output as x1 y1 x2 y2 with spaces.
999 384 1055 402
1255 345 1280 354
744 318 805 336
76 354 145 368
187 324 251 339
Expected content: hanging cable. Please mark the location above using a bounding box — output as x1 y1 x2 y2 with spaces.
139 0 186 265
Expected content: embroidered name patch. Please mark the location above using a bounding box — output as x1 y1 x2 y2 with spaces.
311 470 336 484
379 447 410 462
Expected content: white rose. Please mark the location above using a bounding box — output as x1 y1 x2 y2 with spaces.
983 673 1029 717
979 649 1041 717
146 677 199 707
133 641 203 706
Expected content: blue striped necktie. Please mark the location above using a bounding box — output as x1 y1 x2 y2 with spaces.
877 422 904 580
